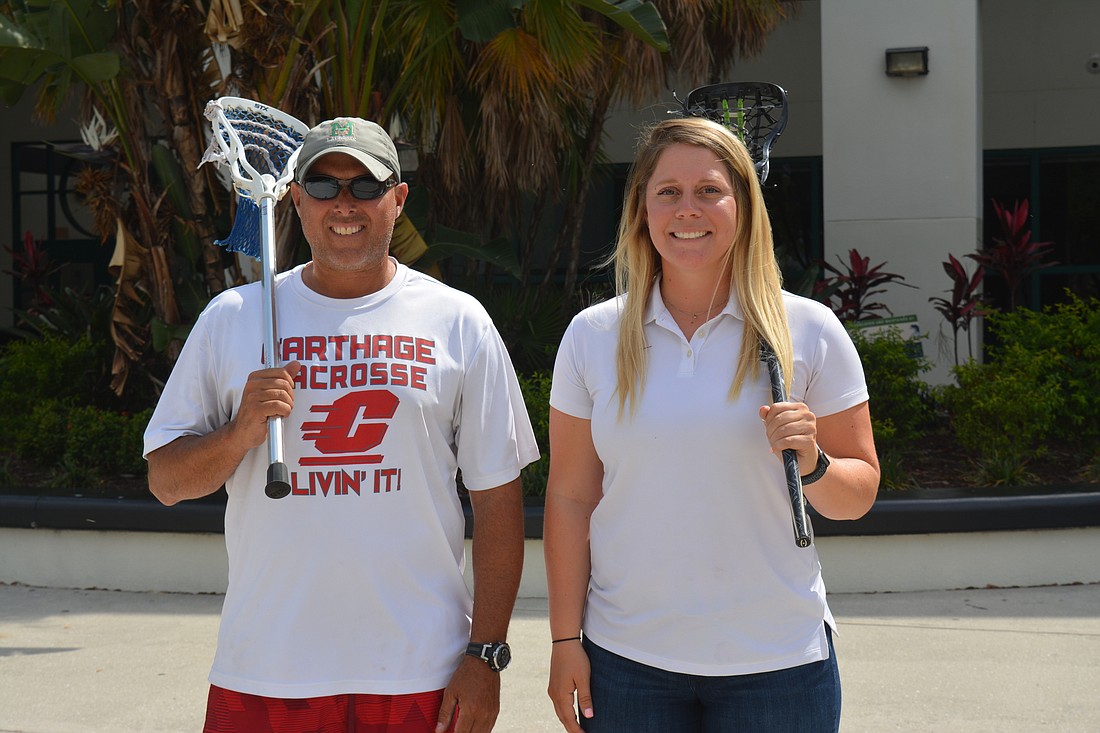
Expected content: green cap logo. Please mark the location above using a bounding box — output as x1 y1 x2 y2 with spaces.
329 120 354 138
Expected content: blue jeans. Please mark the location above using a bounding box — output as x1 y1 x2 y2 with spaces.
580 627 840 733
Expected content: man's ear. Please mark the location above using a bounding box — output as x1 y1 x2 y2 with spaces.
290 182 302 213
392 181 409 215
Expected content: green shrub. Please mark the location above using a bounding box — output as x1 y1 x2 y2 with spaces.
849 327 934 452
518 371 552 498
0 335 152 492
981 294 1100 445
65 406 153 479
0 335 100 443
939 295 1100 486
943 344 1063 485
13 399 70 460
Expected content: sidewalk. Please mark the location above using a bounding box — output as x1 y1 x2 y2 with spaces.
1 582 1097 733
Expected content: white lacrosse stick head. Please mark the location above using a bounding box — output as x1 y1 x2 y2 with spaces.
200 97 309 258
201 97 308 203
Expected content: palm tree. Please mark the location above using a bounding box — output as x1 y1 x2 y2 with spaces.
399 0 794 297
542 0 796 295
2 0 790 392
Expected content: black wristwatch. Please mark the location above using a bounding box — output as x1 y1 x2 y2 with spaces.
465 641 511 672
800 447 830 486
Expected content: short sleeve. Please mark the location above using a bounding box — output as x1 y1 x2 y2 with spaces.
792 300 869 418
142 311 227 458
454 323 540 491
549 314 595 420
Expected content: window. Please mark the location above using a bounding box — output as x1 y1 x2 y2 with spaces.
762 157 823 296
983 148 1100 310
9 141 107 312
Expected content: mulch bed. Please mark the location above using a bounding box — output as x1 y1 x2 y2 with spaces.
890 427 1098 491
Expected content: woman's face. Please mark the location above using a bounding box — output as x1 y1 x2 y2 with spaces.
644 143 739 277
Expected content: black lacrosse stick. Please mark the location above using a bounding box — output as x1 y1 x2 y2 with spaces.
759 341 812 548
675 82 809 547
678 81 788 184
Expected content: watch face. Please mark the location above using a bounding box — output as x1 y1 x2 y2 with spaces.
491 643 511 670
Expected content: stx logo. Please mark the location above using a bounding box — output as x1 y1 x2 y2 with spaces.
300 390 399 466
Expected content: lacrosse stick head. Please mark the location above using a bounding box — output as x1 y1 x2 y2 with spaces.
201 97 308 258
677 82 788 185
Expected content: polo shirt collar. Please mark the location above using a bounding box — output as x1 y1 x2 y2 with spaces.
645 278 744 325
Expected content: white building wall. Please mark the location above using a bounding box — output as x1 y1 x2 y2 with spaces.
982 0 1100 150
821 0 982 384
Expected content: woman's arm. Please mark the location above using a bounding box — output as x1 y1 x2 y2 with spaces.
760 400 880 520
544 408 604 732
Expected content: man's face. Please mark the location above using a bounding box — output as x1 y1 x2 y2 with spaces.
290 152 408 281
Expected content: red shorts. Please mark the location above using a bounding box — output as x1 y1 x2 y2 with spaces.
203 685 457 733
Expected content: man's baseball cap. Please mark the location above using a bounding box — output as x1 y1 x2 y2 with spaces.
295 117 401 182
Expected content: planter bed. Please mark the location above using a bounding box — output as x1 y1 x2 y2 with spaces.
3 485 1099 537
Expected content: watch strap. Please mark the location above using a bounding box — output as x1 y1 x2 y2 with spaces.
800 446 830 485
465 641 510 671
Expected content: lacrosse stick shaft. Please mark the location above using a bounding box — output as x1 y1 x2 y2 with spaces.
202 98 306 499
260 194 292 499
760 343 812 548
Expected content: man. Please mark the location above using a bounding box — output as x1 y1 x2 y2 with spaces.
145 117 537 733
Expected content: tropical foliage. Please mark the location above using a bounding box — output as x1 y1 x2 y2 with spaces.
928 253 985 366
815 248 914 322
2 0 802 495
1 0 794 401
970 198 1056 311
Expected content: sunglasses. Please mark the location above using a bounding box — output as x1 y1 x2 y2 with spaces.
299 175 396 201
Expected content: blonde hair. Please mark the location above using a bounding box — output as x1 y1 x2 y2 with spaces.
613 117 793 415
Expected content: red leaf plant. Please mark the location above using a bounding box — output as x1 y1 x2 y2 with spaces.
815 248 915 323
929 253 987 365
3 231 59 311
968 199 1056 311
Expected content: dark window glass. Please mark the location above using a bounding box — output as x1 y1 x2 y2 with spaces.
983 149 1100 310
762 158 822 296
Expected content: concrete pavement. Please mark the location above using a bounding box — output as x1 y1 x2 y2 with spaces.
1 582 1098 733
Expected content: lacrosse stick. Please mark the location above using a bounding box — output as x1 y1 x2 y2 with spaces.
201 97 309 499
759 341 812 548
680 81 788 184
677 81 809 547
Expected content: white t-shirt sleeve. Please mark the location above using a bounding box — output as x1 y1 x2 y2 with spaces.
454 323 540 491
142 307 229 458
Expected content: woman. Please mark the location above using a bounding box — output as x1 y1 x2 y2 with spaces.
543 117 879 733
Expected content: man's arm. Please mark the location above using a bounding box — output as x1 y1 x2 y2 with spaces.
436 477 524 733
147 363 300 506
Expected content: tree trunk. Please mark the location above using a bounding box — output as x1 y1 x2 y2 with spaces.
543 92 613 298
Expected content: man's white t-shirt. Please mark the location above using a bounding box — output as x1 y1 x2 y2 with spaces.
550 284 868 676
145 262 539 697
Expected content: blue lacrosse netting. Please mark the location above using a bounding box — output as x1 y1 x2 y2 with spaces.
215 197 262 259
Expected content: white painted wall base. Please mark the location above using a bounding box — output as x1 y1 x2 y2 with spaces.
3 527 1099 597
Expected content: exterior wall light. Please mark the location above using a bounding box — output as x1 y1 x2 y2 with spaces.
885 47 929 77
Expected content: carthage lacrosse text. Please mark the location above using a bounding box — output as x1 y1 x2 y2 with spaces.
274 334 437 392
